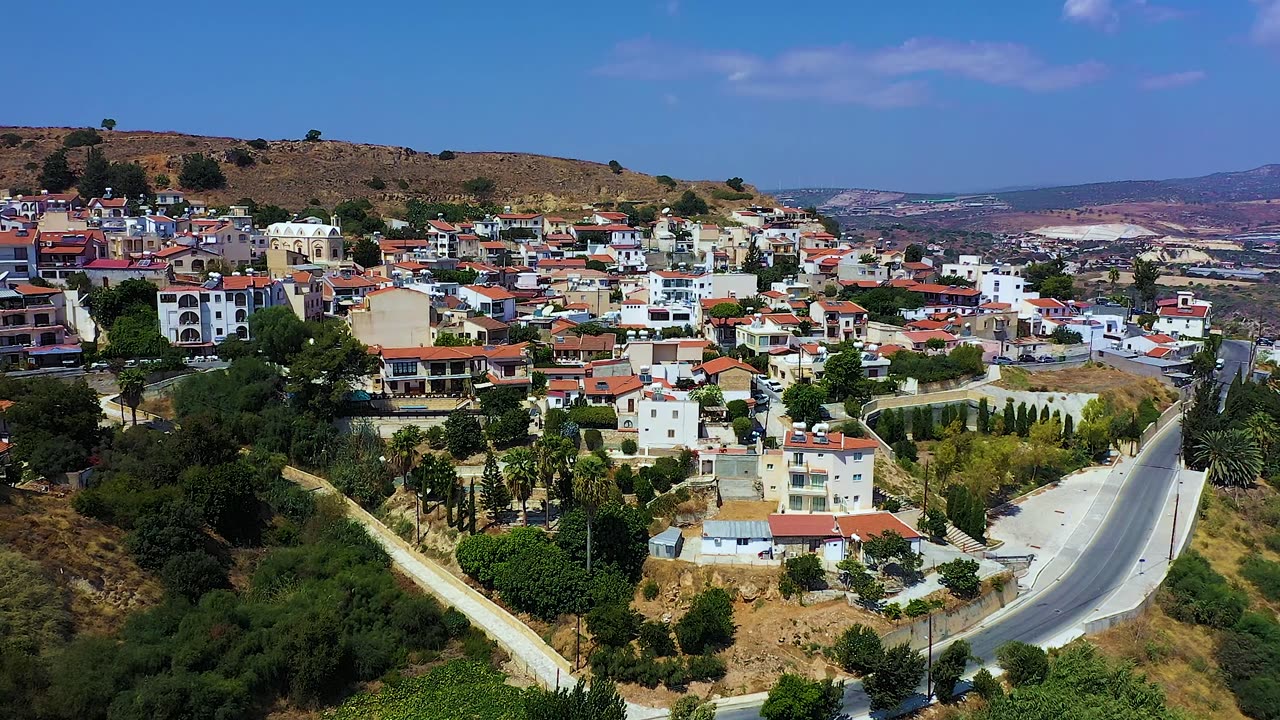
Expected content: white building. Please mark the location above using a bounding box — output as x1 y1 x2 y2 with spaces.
637 387 699 450
1154 291 1212 339
157 274 287 352
458 284 517 322
700 520 773 557
266 219 345 265
777 423 877 514
941 254 994 285
980 267 1032 307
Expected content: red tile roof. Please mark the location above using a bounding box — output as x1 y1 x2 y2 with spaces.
583 374 642 396
1158 305 1209 318
908 284 981 297
222 276 277 290
901 330 958 344
693 356 758 376
836 512 921 541
768 513 841 538
464 284 515 301
782 431 878 452
814 300 868 314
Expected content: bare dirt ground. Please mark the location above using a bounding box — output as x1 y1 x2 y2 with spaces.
679 499 776 538
0 126 771 214
0 489 163 635
626 560 886 705
995 366 1178 411
1080 271 1251 288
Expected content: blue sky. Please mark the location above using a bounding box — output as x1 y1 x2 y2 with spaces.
8 0 1280 192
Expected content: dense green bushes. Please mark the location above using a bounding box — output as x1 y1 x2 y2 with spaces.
888 345 984 383
569 405 618 428
674 588 735 654
1161 550 1247 628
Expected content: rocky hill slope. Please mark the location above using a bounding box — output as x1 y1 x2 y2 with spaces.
0 126 768 214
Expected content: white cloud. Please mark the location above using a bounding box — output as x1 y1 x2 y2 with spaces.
593 38 1105 107
1254 0 1280 46
1063 0 1118 29
1140 70 1206 89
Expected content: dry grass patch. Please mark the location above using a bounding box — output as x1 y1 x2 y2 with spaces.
0 489 162 635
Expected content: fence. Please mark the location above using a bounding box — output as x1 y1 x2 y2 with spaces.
1137 402 1183 453
878 578 1019 651
281 465 578 691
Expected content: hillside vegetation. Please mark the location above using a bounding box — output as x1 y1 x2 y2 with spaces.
0 126 770 213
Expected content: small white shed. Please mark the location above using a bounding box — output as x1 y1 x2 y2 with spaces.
702 520 774 557
649 526 684 559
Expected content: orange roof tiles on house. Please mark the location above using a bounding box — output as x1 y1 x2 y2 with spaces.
583 374 642 397
594 211 628 221
13 284 61 296
427 219 457 232
0 230 37 246
467 315 510 331
875 344 907 356
552 333 616 353
768 514 841 538
783 430 878 452
463 284 515 300
814 300 868 314
761 313 803 325
548 379 581 392
1025 297 1067 309
908 284 981 297
888 278 919 288
979 302 1011 310
1144 333 1177 344
324 274 379 289
1146 347 1176 358
573 224 635 233
906 319 951 331
839 280 881 289
901 330 959 344
1158 304 1209 318
836 512 921 541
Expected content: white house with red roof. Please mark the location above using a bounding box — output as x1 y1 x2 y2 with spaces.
903 283 982 320
36 229 107 284
157 274 287 351
0 228 38 286
735 313 804 355
459 284 517 322
495 212 544 241
1154 291 1212 339
322 272 381 315
769 421 877 516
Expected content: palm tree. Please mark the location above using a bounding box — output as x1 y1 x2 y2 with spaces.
1107 267 1120 293
536 435 576 516
503 447 538 526
1245 412 1279 461
116 368 147 426
1193 428 1262 499
571 455 615 573
389 426 426 541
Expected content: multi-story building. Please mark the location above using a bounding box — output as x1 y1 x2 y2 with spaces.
322 273 381 315
0 228 38 286
266 219 345 266
1154 291 1212 339
979 267 1030 307
809 299 868 342
282 271 324 322
372 343 529 395
637 387 699 450
458 284 516 322
36 229 107 284
496 212 544 241
735 313 803 355
0 284 80 369
347 286 435 348
157 275 287 352
775 423 877 514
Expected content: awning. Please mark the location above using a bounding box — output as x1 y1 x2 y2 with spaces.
26 344 82 355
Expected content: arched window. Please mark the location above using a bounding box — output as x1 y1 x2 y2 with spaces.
235 309 246 322
179 328 201 343
178 294 199 308
253 291 263 306
235 325 248 339
313 243 323 258
191 259 205 272
179 311 199 325
234 293 247 307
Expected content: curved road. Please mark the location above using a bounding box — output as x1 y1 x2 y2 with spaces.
719 423 1184 719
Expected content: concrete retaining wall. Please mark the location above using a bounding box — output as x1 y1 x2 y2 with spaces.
879 578 1018 651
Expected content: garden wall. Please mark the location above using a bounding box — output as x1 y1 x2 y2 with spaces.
878 578 1018 651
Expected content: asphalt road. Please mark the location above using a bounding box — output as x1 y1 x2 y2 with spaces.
719 423 1184 720
1217 339 1253 402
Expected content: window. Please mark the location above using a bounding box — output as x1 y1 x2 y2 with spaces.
13 248 26 260
853 473 862 482
853 452 863 461
792 452 804 466
790 473 805 488
667 429 675 438
672 410 679 419
736 538 749 547
215 311 222 319
651 409 657 418
811 497 827 512
809 474 825 488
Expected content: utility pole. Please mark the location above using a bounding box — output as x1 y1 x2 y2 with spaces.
922 460 930 517
926 612 934 699
1169 447 1182 562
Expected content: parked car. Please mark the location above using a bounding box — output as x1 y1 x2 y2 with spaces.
1017 354 1037 363
993 356 1014 365
1036 355 1057 363
1259 337 1274 347
88 361 109 371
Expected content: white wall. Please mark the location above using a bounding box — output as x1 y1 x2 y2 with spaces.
637 397 699 450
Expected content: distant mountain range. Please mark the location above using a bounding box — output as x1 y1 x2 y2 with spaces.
780 164 1280 213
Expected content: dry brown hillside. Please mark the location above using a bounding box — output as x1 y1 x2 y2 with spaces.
0 126 770 215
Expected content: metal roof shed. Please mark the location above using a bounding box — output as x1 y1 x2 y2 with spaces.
648 526 684 559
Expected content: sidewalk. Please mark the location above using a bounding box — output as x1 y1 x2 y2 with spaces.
281 466 668 720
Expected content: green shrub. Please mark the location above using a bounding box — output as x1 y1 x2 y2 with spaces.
586 602 641 647
783 554 825 592
63 128 102 147
638 620 676 656
675 587 735 654
997 641 1049 687
584 429 604 451
1161 550 1247 628
642 578 660 600
832 624 883 675
685 653 727 682
569 405 618 428
972 668 1003 700
727 399 750 419
1240 557 1280 601
937 558 981 599
620 437 638 455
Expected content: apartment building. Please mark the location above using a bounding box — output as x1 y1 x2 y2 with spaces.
0 284 80 369
771 423 877 514
157 275 287 351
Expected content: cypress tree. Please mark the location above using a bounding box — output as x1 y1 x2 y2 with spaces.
479 451 511 519
1003 400 1016 436
77 146 110 200
1016 403 1029 437
468 478 477 534
978 398 990 434
957 402 969 431
1040 405 1050 424
1063 413 1074 440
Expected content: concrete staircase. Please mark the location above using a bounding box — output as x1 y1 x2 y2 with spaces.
945 523 988 554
